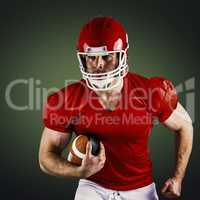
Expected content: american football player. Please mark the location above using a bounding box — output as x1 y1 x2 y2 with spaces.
39 16 193 200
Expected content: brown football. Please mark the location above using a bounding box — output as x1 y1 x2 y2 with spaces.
67 134 100 166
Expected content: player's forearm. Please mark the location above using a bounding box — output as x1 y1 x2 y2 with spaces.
39 152 81 178
173 123 193 181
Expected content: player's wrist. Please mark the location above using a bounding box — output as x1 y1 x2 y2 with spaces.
171 174 184 183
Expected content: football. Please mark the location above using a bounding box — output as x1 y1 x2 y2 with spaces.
67 134 100 166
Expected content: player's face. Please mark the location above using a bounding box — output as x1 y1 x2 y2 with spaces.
85 53 119 73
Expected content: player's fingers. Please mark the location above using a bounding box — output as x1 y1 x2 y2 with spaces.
99 161 105 169
161 180 171 193
99 155 106 166
163 191 176 198
167 183 180 197
85 141 92 158
99 142 105 154
99 142 106 160
163 189 180 199
99 157 106 165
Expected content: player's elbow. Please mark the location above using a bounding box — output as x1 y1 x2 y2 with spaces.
180 119 193 135
39 160 47 173
177 120 193 147
38 152 51 175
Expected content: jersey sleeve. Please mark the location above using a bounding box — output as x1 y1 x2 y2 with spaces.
43 88 74 133
148 77 178 122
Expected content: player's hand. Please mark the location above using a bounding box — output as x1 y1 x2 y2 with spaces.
77 141 106 178
161 177 182 198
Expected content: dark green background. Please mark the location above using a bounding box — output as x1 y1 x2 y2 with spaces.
1 0 199 199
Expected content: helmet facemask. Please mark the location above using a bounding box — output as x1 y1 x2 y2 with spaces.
77 46 129 91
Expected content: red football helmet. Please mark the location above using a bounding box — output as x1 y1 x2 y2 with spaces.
76 16 129 91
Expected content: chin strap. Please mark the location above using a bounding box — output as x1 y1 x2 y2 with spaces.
108 191 123 200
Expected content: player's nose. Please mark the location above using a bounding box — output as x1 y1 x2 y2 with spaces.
96 56 105 72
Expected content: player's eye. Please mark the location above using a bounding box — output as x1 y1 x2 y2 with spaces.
102 54 113 62
86 56 96 61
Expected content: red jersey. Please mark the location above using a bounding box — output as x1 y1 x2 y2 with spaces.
43 72 178 190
